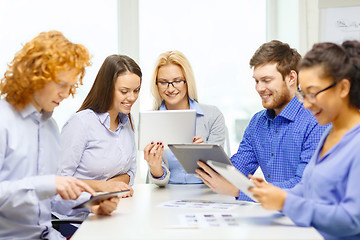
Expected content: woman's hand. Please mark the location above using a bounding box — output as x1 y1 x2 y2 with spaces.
248 179 287 211
104 181 134 197
193 136 204 144
90 197 119 215
144 142 164 178
248 174 266 184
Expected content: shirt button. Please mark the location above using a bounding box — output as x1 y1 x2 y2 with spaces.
275 130 278 133
271 153 274 156
267 174 270 178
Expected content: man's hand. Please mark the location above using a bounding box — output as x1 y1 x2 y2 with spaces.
55 176 95 200
196 161 239 197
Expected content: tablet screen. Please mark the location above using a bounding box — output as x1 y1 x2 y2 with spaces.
168 144 232 174
73 190 130 209
138 110 196 150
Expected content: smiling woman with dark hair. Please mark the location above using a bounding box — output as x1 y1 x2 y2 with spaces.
249 40 360 240
57 54 141 191
51 55 141 236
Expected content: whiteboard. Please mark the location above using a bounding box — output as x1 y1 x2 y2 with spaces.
320 6 360 43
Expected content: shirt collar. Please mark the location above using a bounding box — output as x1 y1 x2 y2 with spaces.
265 96 302 121
20 104 53 121
159 98 204 116
97 112 129 130
317 123 359 162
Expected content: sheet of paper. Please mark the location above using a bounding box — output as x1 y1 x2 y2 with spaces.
320 6 360 43
157 200 243 210
178 212 240 228
165 212 292 229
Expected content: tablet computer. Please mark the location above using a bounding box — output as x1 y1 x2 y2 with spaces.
138 110 196 150
206 161 257 202
168 144 232 174
73 190 130 209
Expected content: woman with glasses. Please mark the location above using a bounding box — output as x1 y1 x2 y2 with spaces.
144 50 226 186
249 41 360 239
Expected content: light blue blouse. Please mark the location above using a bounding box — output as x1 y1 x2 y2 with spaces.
283 124 360 240
58 109 137 185
53 109 137 219
0 100 65 239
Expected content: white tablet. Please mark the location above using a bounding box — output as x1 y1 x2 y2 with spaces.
206 161 257 202
138 110 196 150
168 144 232 174
73 190 130 209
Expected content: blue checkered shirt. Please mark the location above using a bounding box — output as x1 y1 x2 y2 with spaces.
231 97 327 201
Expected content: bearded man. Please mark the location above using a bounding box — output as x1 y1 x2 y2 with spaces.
196 40 327 201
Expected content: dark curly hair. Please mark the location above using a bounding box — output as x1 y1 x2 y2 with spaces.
299 41 360 109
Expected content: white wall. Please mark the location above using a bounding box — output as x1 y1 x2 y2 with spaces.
267 0 300 50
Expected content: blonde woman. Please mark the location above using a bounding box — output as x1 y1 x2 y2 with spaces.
144 50 225 186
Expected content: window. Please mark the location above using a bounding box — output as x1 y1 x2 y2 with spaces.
137 0 266 182
139 0 266 153
0 0 118 128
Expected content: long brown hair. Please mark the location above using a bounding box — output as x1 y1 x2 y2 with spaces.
78 54 142 130
300 41 360 109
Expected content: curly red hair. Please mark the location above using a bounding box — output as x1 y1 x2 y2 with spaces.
0 30 91 110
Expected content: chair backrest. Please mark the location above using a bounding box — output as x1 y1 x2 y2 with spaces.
224 125 231 157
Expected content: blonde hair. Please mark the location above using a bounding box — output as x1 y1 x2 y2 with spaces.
0 30 91 110
150 50 198 110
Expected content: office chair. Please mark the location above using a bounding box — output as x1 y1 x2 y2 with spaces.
223 125 231 157
52 214 87 239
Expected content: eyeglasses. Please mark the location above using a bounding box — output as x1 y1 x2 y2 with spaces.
296 82 337 104
156 80 186 89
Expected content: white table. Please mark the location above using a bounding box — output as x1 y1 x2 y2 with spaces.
72 184 323 240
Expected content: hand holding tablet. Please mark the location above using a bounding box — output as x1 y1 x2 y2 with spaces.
206 161 257 202
168 144 232 174
73 190 130 209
